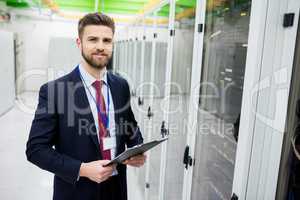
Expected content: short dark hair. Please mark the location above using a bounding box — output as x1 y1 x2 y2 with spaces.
78 12 115 38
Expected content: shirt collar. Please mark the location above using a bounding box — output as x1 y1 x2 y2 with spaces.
78 64 108 87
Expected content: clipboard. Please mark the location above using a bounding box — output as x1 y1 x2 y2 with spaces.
103 137 168 167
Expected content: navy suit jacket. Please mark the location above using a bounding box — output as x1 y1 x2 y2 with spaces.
26 67 143 200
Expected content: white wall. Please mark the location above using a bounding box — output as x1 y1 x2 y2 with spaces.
0 30 15 115
48 37 81 75
0 16 78 93
0 9 163 93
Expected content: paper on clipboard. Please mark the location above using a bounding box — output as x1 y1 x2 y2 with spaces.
103 137 168 167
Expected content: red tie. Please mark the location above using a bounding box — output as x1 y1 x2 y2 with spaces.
92 80 111 160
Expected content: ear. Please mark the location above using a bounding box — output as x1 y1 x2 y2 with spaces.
76 37 81 48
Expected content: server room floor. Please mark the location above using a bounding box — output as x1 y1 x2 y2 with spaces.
0 92 142 200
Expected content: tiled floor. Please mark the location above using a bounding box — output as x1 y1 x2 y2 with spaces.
0 92 142 200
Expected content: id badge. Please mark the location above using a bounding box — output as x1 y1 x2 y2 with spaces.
103 136 116 150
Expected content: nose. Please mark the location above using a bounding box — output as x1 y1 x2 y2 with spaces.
95 41 105 51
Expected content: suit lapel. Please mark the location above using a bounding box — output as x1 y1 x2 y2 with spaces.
70 67 101 156
107 72 122 155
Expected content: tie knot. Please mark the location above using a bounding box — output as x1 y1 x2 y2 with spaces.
92 80 105 90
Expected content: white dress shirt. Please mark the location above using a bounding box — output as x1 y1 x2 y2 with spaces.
78 64 117 161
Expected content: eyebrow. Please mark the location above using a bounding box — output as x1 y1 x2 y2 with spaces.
86 36 113 40
87 36 98 39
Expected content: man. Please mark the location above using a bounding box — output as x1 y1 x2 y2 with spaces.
26 12 146 200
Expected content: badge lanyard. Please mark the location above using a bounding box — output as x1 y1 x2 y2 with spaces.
77 66 110 136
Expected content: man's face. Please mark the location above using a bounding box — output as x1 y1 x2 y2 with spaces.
77 25 113 70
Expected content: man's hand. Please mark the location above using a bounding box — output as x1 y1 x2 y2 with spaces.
79 160 116 183
122 154 146 167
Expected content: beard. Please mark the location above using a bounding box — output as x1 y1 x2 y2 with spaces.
81 49 112 70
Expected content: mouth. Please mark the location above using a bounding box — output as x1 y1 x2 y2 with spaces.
92 53 107 59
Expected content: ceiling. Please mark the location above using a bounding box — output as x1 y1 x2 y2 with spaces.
0 0 197 17
0 0 249 23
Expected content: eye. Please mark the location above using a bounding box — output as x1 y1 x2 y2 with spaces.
88 37 97 42
103 38 112 43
